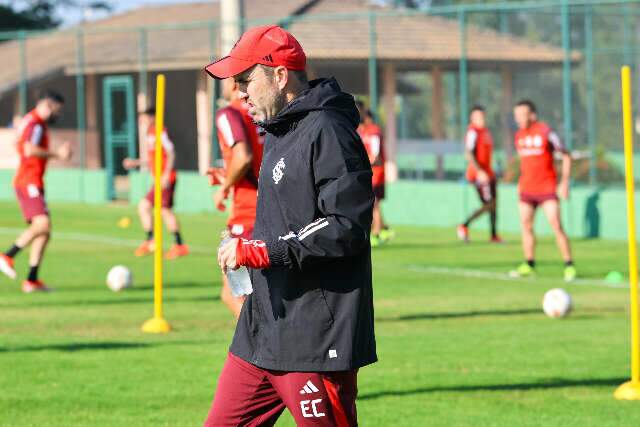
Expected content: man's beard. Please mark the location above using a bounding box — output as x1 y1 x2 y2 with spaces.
47 114 59 124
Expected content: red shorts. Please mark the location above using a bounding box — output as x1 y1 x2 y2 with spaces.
145 182 176 208
475 180 497 204
373 184 385 201
204 353 358 427
372 166 385 200
15 185 49 223
228 224 254 240
519 192 558 208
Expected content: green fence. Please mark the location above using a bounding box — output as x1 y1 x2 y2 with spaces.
1 0 639 187
1 0 640 232
0 169 108 204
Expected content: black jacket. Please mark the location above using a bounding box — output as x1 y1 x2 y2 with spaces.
229 78 377 372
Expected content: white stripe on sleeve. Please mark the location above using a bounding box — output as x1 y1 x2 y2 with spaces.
161 131 174 152
368 135 381 158
548 131 566 152
298 218 327 235
217 113 236 147
30 124 43 146
298 221 330 241
465 129 478 151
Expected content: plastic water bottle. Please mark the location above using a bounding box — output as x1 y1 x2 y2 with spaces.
219 237 253 297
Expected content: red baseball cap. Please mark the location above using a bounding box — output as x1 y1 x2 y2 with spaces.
205 25 306 80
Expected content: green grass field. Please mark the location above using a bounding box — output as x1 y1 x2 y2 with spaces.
1 201 639 426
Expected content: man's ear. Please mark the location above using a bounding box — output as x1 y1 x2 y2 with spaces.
275 66 289 90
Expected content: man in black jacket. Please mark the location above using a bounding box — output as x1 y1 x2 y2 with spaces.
203 25 376 426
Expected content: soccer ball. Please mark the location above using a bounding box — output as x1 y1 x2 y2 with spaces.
542 288 572 318
106 265 132 292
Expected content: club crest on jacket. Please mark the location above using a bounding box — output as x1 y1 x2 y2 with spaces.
272 158 286 184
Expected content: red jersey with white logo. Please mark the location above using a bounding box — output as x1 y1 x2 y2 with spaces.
465 125 495 182
216 100 264 230
14 110 49 189
146 125 177 184
515 121 566 195
357 122 385 187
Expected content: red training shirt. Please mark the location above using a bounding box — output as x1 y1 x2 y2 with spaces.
465 125 495 182
215 100 264 230
14 109 49 189
357 122 385 187
515 121 567 195
146 125 177 184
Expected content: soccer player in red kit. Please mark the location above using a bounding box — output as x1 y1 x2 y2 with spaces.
510 100 576 282
123 108 188 260
0 90 71 292
210 77 263 318
356 101 394 247
457 105 502 243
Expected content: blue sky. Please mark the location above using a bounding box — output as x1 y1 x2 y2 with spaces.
61 0 213 26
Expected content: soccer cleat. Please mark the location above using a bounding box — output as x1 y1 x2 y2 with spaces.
134 240 155 257
379 228 396 242
457 225 469 242
490 235 504 244
22 280 52 293
509 262 535 278
370 234 382 248
0 254 17 279
564 265 577 282
165 244 190 260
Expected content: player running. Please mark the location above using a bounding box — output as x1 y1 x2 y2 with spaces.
208 77 263 319
510 100 576 282
0 90 71 292
356 100 394 247
457 105 502 243
122 108 188 260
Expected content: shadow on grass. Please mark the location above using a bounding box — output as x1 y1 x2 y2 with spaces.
0 339 206 353
373 241 492 251
378 308 540 322
56 282 211 294
358 377 627 400
0 341 151 353
0 294 220 309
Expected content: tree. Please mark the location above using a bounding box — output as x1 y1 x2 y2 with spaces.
0 1 111 32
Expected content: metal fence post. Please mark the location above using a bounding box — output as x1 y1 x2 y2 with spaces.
458 9 468 139
499 10 509 34
209 21 220 164
139 28 148 104
368 10 378 115
76 29 86 200
623 4 633 66
458 9 469 218
561 1 572 152
18 31 27 116
584 5 596 186
561 0 573 234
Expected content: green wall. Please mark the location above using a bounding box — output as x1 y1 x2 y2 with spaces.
385 181 619 239
130 171 629 241
129 171 216 213
0 169 108 204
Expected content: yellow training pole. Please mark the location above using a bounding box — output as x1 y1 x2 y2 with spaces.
141 74 171 334
615 65 640 400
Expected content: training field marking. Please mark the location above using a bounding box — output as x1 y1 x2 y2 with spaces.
0 227 214 255
407 265 628 289
0 226 628 289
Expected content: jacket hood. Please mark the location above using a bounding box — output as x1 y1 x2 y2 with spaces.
262 77 360 135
